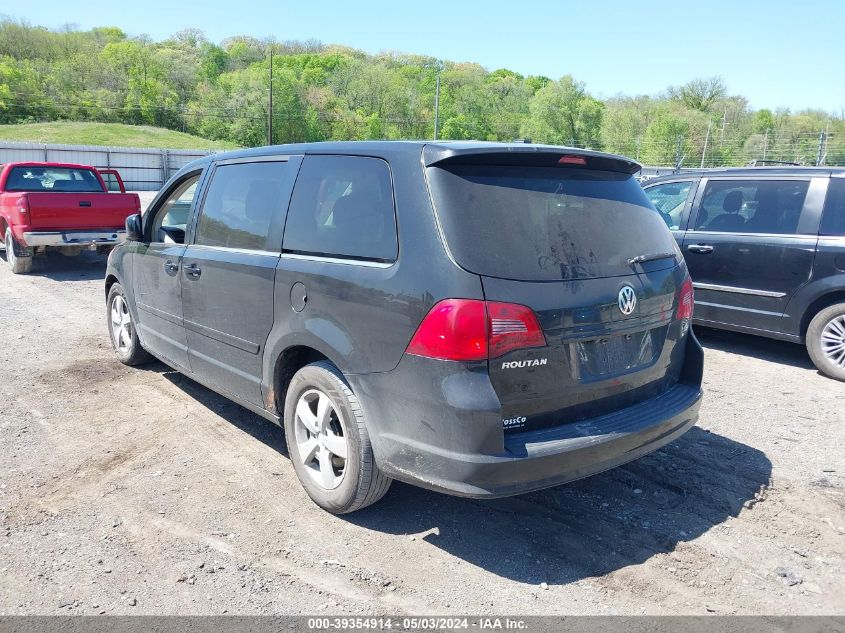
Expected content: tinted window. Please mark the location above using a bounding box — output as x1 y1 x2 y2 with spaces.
644 181 691 229
6 166 103 192
427 165 678 281
283 156 397 262
820 178 845 236
696 180 809 234
196 161 290 251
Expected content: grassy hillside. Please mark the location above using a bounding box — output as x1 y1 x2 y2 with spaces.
0 122 239 150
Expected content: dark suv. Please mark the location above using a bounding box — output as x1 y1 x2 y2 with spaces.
643 167 845 380
105 142 703 513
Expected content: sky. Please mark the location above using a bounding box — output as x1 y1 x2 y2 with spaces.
6 0 844 113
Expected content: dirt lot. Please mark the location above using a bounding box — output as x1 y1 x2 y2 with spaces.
0 250 842 616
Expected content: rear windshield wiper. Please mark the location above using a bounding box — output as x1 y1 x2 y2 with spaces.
628 252 676 266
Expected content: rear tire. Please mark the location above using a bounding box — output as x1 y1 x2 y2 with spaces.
806 303 845 381
107 282 152 366
5 229 33 274
283 361 391 513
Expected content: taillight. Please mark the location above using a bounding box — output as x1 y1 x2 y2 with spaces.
487 301 546 358
678 276 694 321
16 195 29 215
406 300 488 361
406 299 545 362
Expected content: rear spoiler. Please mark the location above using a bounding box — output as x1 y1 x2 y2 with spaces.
423 144 641 175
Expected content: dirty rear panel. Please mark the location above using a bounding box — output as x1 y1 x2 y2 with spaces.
483 266 689 433
426 156 690 434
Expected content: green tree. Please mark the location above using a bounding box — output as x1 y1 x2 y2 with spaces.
601 96 656 159
520 75 603 147
640 107 690 165
753 108 775 134
668 76 727 112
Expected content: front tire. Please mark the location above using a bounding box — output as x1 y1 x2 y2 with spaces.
107 283 152 366
5 229 33 274
806 303 845 381
283 361 391 513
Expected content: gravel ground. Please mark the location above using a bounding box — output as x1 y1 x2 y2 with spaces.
0 249 842 616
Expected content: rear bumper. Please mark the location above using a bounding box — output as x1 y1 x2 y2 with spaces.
21 229 125 248
376 383 700 498
351 332 704 499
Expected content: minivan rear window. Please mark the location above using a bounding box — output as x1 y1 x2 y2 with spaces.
426 165 677 281
283 155 397 262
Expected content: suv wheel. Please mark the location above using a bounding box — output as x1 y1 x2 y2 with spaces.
107 283 151 366
807 303 845 381
283 361 391 513
5 229 33 274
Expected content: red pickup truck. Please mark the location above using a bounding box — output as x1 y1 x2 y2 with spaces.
0 161 141 274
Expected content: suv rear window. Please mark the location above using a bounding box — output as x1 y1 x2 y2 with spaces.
5 166 103 192
426 165 677 281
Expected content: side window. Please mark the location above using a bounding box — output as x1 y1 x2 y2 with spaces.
195 161 290 251
150 172 201 244
820 179 845 236
696 180 809 234
644 181 691 229
283 155 397 262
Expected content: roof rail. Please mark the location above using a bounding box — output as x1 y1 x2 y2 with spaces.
746 159 801 167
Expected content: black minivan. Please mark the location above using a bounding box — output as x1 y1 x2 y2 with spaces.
105 142 703 513
643 167 845 381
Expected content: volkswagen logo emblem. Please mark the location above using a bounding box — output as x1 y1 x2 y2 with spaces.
618 286 637 316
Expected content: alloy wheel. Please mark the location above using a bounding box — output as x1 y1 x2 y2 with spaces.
110 294 133 353
293 388 348 490
820 315 845 369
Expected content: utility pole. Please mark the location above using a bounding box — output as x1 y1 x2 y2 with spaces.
674 135 685 171
816 130 827 166
267 47 274 146
763 129 769 161
700 119 712 168
433 62 441 140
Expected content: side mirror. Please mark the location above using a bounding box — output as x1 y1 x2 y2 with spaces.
125 214 143 242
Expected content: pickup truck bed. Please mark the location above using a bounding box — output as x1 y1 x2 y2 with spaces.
0 162 140 273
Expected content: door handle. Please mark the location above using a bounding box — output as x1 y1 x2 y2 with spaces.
184 263 202 279
163 260 179 274
687 244 714 254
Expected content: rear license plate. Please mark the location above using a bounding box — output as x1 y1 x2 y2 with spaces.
575 330 654 378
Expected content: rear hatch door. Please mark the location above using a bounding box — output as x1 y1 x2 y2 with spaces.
425 147 690 433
